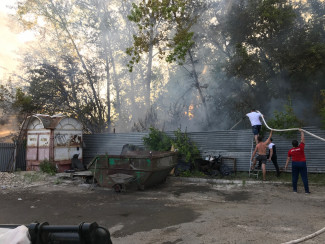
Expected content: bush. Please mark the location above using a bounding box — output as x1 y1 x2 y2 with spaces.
261 103 303 138
172 129 200 164
142 127 201 165
143 127 172 151
39 160 57 175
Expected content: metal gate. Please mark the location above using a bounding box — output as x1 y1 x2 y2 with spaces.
0 142 26 172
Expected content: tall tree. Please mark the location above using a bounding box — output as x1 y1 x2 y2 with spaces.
17 0 111 132
127 0 212 125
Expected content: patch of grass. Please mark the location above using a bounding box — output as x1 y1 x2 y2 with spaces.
54 178 62 185
232 171 325 186
175 170 325 186
39 160 57 175
177 170 212 178
22 172 45 183
242 179 246 186
189 170 206 177
307 173 325 186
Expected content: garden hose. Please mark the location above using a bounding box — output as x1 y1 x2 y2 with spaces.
256 111 325 242
281 226 325 244
257 111 325 142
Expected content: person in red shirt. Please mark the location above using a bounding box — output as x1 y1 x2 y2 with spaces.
285 129 310 194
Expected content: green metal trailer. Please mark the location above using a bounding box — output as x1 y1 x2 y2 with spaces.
87 151 177 192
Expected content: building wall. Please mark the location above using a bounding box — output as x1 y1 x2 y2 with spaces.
26 129 51 170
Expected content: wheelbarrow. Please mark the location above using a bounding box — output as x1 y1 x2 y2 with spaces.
109 173 136 192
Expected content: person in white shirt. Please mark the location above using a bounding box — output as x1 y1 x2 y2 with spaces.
246 109 263 144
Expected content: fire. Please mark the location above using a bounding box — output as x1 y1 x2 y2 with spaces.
185 104 194 120
0 130 11 137
202 65 208 75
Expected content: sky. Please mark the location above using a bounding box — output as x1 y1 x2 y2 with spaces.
0 0 19 140
0 0 33 81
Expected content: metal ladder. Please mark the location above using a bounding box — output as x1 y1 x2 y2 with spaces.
248 139 260 179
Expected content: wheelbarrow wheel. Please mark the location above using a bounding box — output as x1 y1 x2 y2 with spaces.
113 184 123 193
137 184 145 191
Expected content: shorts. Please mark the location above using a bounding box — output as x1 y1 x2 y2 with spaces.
256 155 267 164
252 125 261 135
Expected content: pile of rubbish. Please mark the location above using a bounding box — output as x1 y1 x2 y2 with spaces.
0 172 27 189
174 155 233 177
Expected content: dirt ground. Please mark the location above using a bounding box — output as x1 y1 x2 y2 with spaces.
0 172 325 244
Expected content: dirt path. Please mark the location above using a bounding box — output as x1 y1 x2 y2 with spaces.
0 173 325 244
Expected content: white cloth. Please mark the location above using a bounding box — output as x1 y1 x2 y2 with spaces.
246 112 262 126
0 226 31 244
268 142 275 149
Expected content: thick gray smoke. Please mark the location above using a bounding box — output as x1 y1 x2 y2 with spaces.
1 0 323 137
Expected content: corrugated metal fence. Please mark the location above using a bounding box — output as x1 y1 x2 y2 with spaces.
1 127 325 172
83 127 325 173
0 142 26 171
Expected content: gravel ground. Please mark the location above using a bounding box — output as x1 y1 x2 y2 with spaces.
0 172 325 244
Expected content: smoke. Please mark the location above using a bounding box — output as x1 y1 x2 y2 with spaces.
0 109 19 142
0 0 323 137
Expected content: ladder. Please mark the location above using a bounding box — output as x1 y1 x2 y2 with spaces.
248 139 260 179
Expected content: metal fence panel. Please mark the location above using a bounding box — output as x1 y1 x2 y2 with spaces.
15 143 27 171
83 127 325 172
0 142 26 172
0 143 14 171
3 127 324 173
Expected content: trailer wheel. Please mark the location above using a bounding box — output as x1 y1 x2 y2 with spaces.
137 184 145 191
113 184 122 193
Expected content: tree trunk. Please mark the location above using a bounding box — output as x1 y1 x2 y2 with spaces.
188 49 211 126
145 18 154 109
104 43 111 132
108 43 121 115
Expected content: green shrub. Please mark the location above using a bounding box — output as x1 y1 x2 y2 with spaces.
172 129 200 164
143 127 201 165
261 102 303 138
39 160 57 175
143 127 172 151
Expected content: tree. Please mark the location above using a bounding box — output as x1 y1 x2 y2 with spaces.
0 82 38 128
126 0 176 108
127 0 212 126
17 0 114 132
212 0 325 126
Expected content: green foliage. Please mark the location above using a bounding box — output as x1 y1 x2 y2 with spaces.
142 127 201 164
13 88 38 115
222 0 325 122
0 85 37 126
126 0 200 71
143 127 172 151
262 102 303 138
22 172 45 183
172 129 200 164
166 30 195 64
179 170 192 177
179 170 205 178
39 160 57 175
